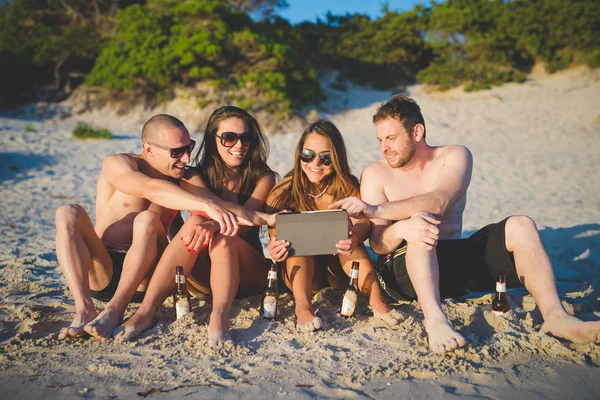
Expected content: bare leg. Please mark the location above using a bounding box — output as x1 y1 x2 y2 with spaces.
336 245 403 326
85 210 166 340
405 242 467 353
55 204 112 339
205 234 238 347
283 256 322 331
114 216 205 342
505 216 600 343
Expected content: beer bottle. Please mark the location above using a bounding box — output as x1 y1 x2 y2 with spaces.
173 265 191 320
340 261 360 318
492 272 510 315
261 262 278 320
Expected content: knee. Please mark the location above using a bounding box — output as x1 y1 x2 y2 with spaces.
133 210 162 236
55 204 84 230
505 215 537 237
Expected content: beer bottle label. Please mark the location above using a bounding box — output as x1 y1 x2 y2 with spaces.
350 268 359 279
176 275 186 284
267 270 277 280
492 308 506 316
341 292 357 317
496 282 506 292
175 297 190 319
262 295 277 318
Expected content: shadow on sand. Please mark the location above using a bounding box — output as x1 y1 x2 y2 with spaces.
0 151 56 184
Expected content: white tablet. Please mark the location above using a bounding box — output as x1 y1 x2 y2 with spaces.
275 209 349 257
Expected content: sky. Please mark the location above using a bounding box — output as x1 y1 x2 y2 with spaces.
276 0 426 24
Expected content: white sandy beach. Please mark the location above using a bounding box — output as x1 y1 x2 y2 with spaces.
1 67 599 399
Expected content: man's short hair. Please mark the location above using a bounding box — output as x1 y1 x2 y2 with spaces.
373 94 426 137
142 114 186 142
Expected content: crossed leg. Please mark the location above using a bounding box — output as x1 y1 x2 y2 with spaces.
505 216 600 344
84 210 167 340
55 204 111 339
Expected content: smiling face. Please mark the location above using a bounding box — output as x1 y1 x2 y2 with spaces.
148 126 193 179
300 132 334 184
215 117 251 169
375 117 416 168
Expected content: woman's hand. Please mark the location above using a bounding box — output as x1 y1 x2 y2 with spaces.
180 220 220 253
268 236 289 263
336 229 359 256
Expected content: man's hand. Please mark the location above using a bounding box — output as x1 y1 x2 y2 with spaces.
336 229 359 256
268 236 289 263
203 201 241 236
329 196 377 219
180 220 220 253
396 213 441 251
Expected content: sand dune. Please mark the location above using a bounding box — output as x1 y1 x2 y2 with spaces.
1 67 599 398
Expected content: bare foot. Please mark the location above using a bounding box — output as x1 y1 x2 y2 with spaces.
541 314 600 344
425 318 467 353
113 312 154 342
295 304 317 326
208 311 232 348
297 316 322 332
373 308 405 327
84 307 123 340
58 309 97 340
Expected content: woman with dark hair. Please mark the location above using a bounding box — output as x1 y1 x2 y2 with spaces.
114 106 277 346
267 120 401 332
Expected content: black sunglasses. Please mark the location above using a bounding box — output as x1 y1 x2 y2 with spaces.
299 149 332 166
149 139 196 158
215 131 253 148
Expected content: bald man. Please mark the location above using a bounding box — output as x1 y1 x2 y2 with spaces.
56 114 245 340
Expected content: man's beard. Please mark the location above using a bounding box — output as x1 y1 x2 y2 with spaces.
385 142 416 168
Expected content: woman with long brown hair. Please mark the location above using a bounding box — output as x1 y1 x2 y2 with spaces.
267 120 401 331
114 106 277 346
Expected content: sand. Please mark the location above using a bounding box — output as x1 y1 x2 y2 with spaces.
1 67 599 398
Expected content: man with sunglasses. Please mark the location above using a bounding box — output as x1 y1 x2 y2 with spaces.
331 94 600 353
55 114 243 341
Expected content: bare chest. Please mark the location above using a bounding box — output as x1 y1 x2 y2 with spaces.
381 169 439 202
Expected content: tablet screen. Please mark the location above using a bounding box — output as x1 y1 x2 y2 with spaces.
275 209 349 257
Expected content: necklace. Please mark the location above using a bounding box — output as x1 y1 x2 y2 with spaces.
307 185 329 199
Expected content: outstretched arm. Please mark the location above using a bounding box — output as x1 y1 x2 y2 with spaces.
102 154 241 234
181 172 277 227
331 146 473 220
373 146 472 220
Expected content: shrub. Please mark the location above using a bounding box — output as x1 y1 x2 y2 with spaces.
72 123 113 139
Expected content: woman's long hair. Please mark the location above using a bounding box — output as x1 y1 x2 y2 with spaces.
193 106 275 196
269 120 358 212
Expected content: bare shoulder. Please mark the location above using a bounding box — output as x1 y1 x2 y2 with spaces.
362 159 390 180
258 171 277 187
102 153 140 171
437 145 472 163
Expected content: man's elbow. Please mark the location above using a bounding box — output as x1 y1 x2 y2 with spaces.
432 194 450 217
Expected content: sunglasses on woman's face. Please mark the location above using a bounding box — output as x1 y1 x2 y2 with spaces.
299 149 332 166
215 131 253 148
149 139 196 158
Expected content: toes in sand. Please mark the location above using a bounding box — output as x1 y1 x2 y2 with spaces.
541 314 600 344
58 310 97 340
113 313 155 343
373 308 405 327
84 307 123 340
426 319 468 353
297 317 322 332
